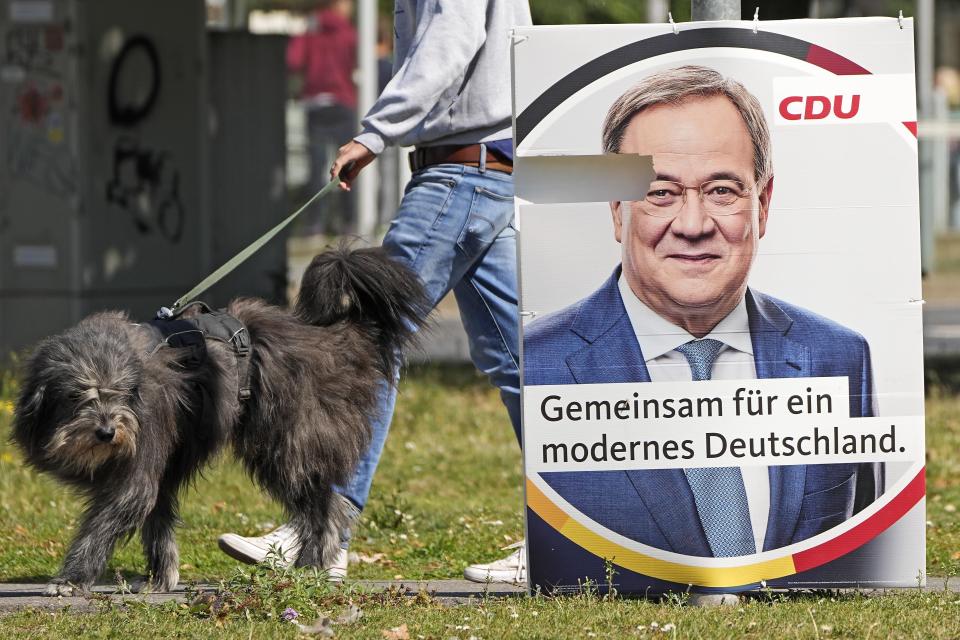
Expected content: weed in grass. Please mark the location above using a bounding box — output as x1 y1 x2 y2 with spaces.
603 556 618 600
113 568 132 595
754 580 789 605
662 589 689 608
578 575 599 600
198 562 338 622
366 489 414 532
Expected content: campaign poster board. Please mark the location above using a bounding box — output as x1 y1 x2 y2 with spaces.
513 17 924 595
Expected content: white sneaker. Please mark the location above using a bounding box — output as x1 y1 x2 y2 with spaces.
218 524 301 567
217 525 350 580
689 593 741 607
325 548 349 581
463 540 526 584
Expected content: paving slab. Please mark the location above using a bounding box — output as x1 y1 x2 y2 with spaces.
0 578 956 614
0 580 525 613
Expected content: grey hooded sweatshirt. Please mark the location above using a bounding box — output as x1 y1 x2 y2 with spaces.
353 0 532 154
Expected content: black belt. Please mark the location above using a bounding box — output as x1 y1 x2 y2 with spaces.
408 144 513 174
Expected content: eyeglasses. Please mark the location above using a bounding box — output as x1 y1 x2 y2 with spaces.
636 180 754 218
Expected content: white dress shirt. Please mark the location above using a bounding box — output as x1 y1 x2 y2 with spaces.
618 275 769 553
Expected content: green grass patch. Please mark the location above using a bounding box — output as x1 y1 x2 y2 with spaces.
925 388 960 576
4 589 960 638
0 364 524 584
0 365 957 638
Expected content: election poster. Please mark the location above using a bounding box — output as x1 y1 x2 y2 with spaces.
513 17 924 595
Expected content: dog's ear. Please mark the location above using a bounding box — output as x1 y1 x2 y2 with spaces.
16 342 52 417
19 381 46 417
10 378 49 462
11 342 56 454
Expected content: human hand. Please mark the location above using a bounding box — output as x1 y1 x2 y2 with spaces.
330 140 376 191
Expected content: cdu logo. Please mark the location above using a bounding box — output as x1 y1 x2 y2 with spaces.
773 74 915 127
778 94 861 121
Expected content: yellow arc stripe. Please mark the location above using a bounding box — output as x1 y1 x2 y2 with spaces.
526 478 797 587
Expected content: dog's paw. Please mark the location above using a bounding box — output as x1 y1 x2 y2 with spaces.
43 581 77 597
129 577 149 594
136 568 178 593
153 571 180 593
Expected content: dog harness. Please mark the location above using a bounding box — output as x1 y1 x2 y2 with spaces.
146 302 252 401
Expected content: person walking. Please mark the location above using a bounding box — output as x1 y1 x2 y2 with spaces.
287 0 358 235
219 0 532 584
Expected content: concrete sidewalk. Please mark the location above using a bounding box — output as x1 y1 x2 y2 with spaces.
0 580 525 612
0 578 955 613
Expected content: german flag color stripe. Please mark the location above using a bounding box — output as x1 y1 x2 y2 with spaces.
793 468 925 572
527 467 925 588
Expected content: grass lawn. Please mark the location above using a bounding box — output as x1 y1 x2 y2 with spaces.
0 364 958 638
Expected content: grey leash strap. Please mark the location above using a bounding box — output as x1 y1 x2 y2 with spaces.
158 176 342 319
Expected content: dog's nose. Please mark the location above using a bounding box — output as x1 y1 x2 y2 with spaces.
95 425 116 443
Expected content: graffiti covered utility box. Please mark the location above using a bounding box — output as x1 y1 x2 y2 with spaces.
0 0 208 356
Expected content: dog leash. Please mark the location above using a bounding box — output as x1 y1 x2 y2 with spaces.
157 176 342 319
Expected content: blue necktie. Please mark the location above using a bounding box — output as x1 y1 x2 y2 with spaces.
675 339 757 557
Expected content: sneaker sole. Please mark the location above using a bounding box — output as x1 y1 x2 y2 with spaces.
218 535 349 581
463 567 527 584
217 535 270 565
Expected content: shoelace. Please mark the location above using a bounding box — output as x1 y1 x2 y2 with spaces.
263 525 298 545
500 540 526 582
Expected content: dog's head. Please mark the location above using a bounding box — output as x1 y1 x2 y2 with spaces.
12 312 144 477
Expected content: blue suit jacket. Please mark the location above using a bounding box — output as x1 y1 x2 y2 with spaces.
524 269 882 556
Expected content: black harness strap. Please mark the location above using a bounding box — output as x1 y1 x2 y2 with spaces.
146 302 252 401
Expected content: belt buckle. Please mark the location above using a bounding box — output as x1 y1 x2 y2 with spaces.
409 147 426 172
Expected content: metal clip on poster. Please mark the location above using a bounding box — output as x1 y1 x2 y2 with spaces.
898 10 904 29
668 12 679 35
753 7 760 34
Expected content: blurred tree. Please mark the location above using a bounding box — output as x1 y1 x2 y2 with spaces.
741 1 808 20
531 0 648 24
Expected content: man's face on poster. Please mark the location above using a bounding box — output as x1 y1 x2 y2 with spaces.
611 95 773 326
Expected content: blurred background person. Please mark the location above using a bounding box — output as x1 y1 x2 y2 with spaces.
287 0 357 235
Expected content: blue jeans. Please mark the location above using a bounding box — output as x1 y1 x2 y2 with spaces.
336 161 522 537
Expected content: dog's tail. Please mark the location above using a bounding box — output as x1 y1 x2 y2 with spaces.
295 244 430 375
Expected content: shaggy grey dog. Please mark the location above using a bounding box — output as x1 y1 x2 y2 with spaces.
11 246 428 595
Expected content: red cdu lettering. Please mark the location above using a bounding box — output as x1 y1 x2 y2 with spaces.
803 96 831 120
779 96 803 121
833 94 860 119
779 94 862 121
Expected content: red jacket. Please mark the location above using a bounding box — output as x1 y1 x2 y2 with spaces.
287 8 357 109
